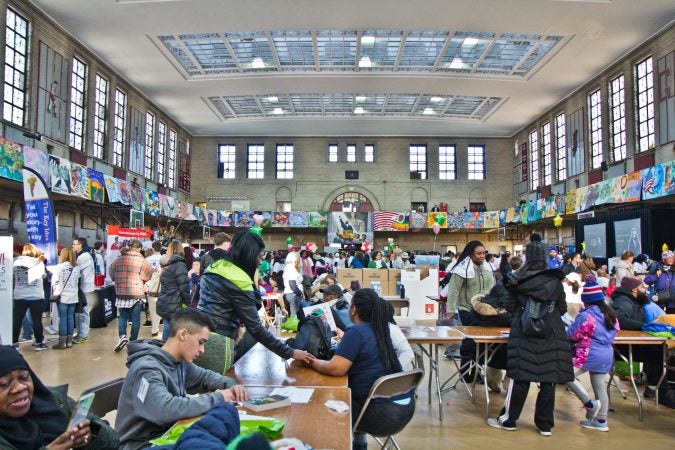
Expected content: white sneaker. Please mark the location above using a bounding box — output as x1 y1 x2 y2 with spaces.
44 326 57 335
114 336 129 352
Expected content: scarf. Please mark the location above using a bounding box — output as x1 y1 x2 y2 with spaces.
450 256 477 279
0 346 68 450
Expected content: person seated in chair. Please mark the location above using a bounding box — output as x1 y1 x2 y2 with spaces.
309 289 415 450
0 345 118 450
116 308 249 450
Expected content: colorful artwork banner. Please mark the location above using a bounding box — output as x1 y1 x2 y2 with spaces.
104 175 120 203
69 162 90 199
48 155 71 194
327 212 372 245
483 211 499 228
463 212 484 229
427 211 447 228
22 146 49 184
288 211 309 227
87 168 105 203
373 212 410 231
22 167 57 264
0 138 24 182
447 212 464 229
409 211 426 229
118 180 131 206
642 160 675 200
217 210 233 227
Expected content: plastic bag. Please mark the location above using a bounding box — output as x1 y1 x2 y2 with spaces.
148 417 200 446
281 316 299 332
240 417 286 439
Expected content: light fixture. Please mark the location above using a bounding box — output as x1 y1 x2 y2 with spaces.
354 107 365 114
355 95 366 102
360 35 375 46
267 96 278 103
422 108 435 115
430 97 444 103
449 57 464 69
463 37 479 46
251 57 265 68
358 56 372 68
272 107 284 115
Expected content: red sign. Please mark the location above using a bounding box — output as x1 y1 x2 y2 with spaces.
178 152 191 193
520 143 528 180
425 303 435 314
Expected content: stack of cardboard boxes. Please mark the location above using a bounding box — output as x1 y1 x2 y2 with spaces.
336 268 402 297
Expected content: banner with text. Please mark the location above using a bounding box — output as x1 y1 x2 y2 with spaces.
22 167 58 264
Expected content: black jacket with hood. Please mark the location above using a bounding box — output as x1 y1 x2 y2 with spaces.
157 254 190 320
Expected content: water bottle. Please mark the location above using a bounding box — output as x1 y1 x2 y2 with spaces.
400 284 406 299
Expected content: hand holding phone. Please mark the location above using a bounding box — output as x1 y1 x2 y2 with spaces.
68 393 95 430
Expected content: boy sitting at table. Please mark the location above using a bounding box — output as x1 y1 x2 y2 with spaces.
116 308 249 450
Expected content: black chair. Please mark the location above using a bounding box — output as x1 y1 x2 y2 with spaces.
80 378 124 417
353 368 424 450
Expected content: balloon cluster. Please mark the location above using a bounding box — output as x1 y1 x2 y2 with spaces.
431 214 445 235
250 214 265 236
387 237 395 250
305 242 318 253
286 236 293 250
360 240 371 253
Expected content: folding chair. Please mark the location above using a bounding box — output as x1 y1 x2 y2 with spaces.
80 378 124 417
353 368 424 450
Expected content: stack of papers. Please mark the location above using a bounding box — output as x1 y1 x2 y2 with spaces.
269 387 314 403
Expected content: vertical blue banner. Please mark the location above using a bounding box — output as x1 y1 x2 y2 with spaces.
22 168 58 264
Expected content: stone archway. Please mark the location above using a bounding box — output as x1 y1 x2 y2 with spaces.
322 185 381 212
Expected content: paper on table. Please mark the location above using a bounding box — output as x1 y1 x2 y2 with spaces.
269 387 314 404
324 400 349 413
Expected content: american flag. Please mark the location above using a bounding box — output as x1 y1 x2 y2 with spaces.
374 211 406 231
643 174 655 194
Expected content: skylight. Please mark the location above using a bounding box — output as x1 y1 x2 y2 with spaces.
159 29 561 78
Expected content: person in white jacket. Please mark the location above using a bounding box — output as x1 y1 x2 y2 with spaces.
50 248 81 349
13 244 47 350
283 252 305 316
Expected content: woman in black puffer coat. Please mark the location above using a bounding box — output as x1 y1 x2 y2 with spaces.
488 234 573 436
157 239 190 340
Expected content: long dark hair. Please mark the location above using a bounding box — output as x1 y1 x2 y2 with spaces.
226 231 265 280
595 301 618 330
351 288 401 374
450 240 485 271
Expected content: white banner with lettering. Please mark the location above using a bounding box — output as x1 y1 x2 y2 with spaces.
0 237 13 345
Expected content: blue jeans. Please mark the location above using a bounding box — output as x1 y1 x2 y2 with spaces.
58 303 76 336
22 312 33 340
162 319 171 341
118 301 143 341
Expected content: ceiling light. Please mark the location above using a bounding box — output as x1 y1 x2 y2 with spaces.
449 57 464 69
358 56 372 68
267 96 279 103
422 108 435 115
272 107 284 115
430 97 445 103
355 96 366 102
251 57 265 68
354 107 365 114
463 37 479 46
360 36 375 46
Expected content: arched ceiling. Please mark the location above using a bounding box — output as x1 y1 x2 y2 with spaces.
28 0 675 137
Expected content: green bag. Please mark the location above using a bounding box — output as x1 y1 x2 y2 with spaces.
614 360 640 378
281 316 299 332
240 417 285 439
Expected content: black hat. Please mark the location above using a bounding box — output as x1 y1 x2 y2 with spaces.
320 285 343 296
525 233 547 263
0 345 29 378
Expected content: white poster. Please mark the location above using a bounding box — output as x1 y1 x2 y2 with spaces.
302 299 338 331
0 237 13 345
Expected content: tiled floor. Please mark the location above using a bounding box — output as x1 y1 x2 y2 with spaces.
21 319 675 449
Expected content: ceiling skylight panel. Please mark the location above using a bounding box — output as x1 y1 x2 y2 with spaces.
272 31 315 67
480 38 533 73
515 37 561 73
225 96 262 115
357 94 386 113
359 30 403 68
259 94 291 114
290 94 323 113
227 32 274 70
383 94 417 113
414 95 448 114
160 38 200 74
472 97 501 118
208 97 235 118
399 31 447 69
440 36 492 72
444 96 484 117
322 94 353 113
317 30 357 68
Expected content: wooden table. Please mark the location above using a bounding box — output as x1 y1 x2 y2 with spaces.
401 326 465 420
613 330 669 421
454 326 509 419
228 342 348 387
383 296 410 316
245 386 352 449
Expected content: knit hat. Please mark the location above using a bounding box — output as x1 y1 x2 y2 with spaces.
525 234 547 263
581 281 605 304
663 250 675 260
620 276 642 290
0 345 29 378
548 246 558 253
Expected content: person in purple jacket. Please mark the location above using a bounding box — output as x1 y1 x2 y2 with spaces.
644 250 675 313
565 281 619 432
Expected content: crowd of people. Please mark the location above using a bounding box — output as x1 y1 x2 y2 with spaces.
6 229 675 448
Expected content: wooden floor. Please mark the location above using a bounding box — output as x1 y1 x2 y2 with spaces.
21 319 675 449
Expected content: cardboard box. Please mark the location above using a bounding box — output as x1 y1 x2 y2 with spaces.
336 268 363 289
388 269 402 297
362 269 389 296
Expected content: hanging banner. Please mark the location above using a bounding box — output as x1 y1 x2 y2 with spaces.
483 211 500 228
104 175 121 203
69 162 90 199
218 210 233 227
87 168 105 203
143 189 160 216
130 184 143 211
288 211 308 228
373 211 410 231
48 154 71 194
427 211 447 229
641 160 675 200
409 210 426 229
308 211 328 228
118 179 131 206
22 167 58 264
447 212 464 229
272 212 289 227
0 236 12 345
0 138 24 182
23 146 49 184
327 212 372 246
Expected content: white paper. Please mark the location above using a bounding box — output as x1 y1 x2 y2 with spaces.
324 400 349 413
302 299 338 331
270 387 314 404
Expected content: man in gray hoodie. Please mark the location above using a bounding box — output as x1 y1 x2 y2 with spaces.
116 308 248 450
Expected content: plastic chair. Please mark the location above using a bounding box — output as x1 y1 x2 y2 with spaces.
80 378 124 417
353 368 424 450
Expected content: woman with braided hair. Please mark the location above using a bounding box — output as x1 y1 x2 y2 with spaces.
310 288 414 450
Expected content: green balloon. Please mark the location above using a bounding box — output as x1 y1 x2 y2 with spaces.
286 236 292 244
251 225 263 236
435 215 446 225
389 242 395 249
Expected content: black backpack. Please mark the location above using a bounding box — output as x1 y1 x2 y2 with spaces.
287 314 334 360
520 295 555 338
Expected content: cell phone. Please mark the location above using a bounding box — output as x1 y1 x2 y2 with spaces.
68 392 95 429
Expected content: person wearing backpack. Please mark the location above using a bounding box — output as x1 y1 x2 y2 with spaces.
487 233 573 437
